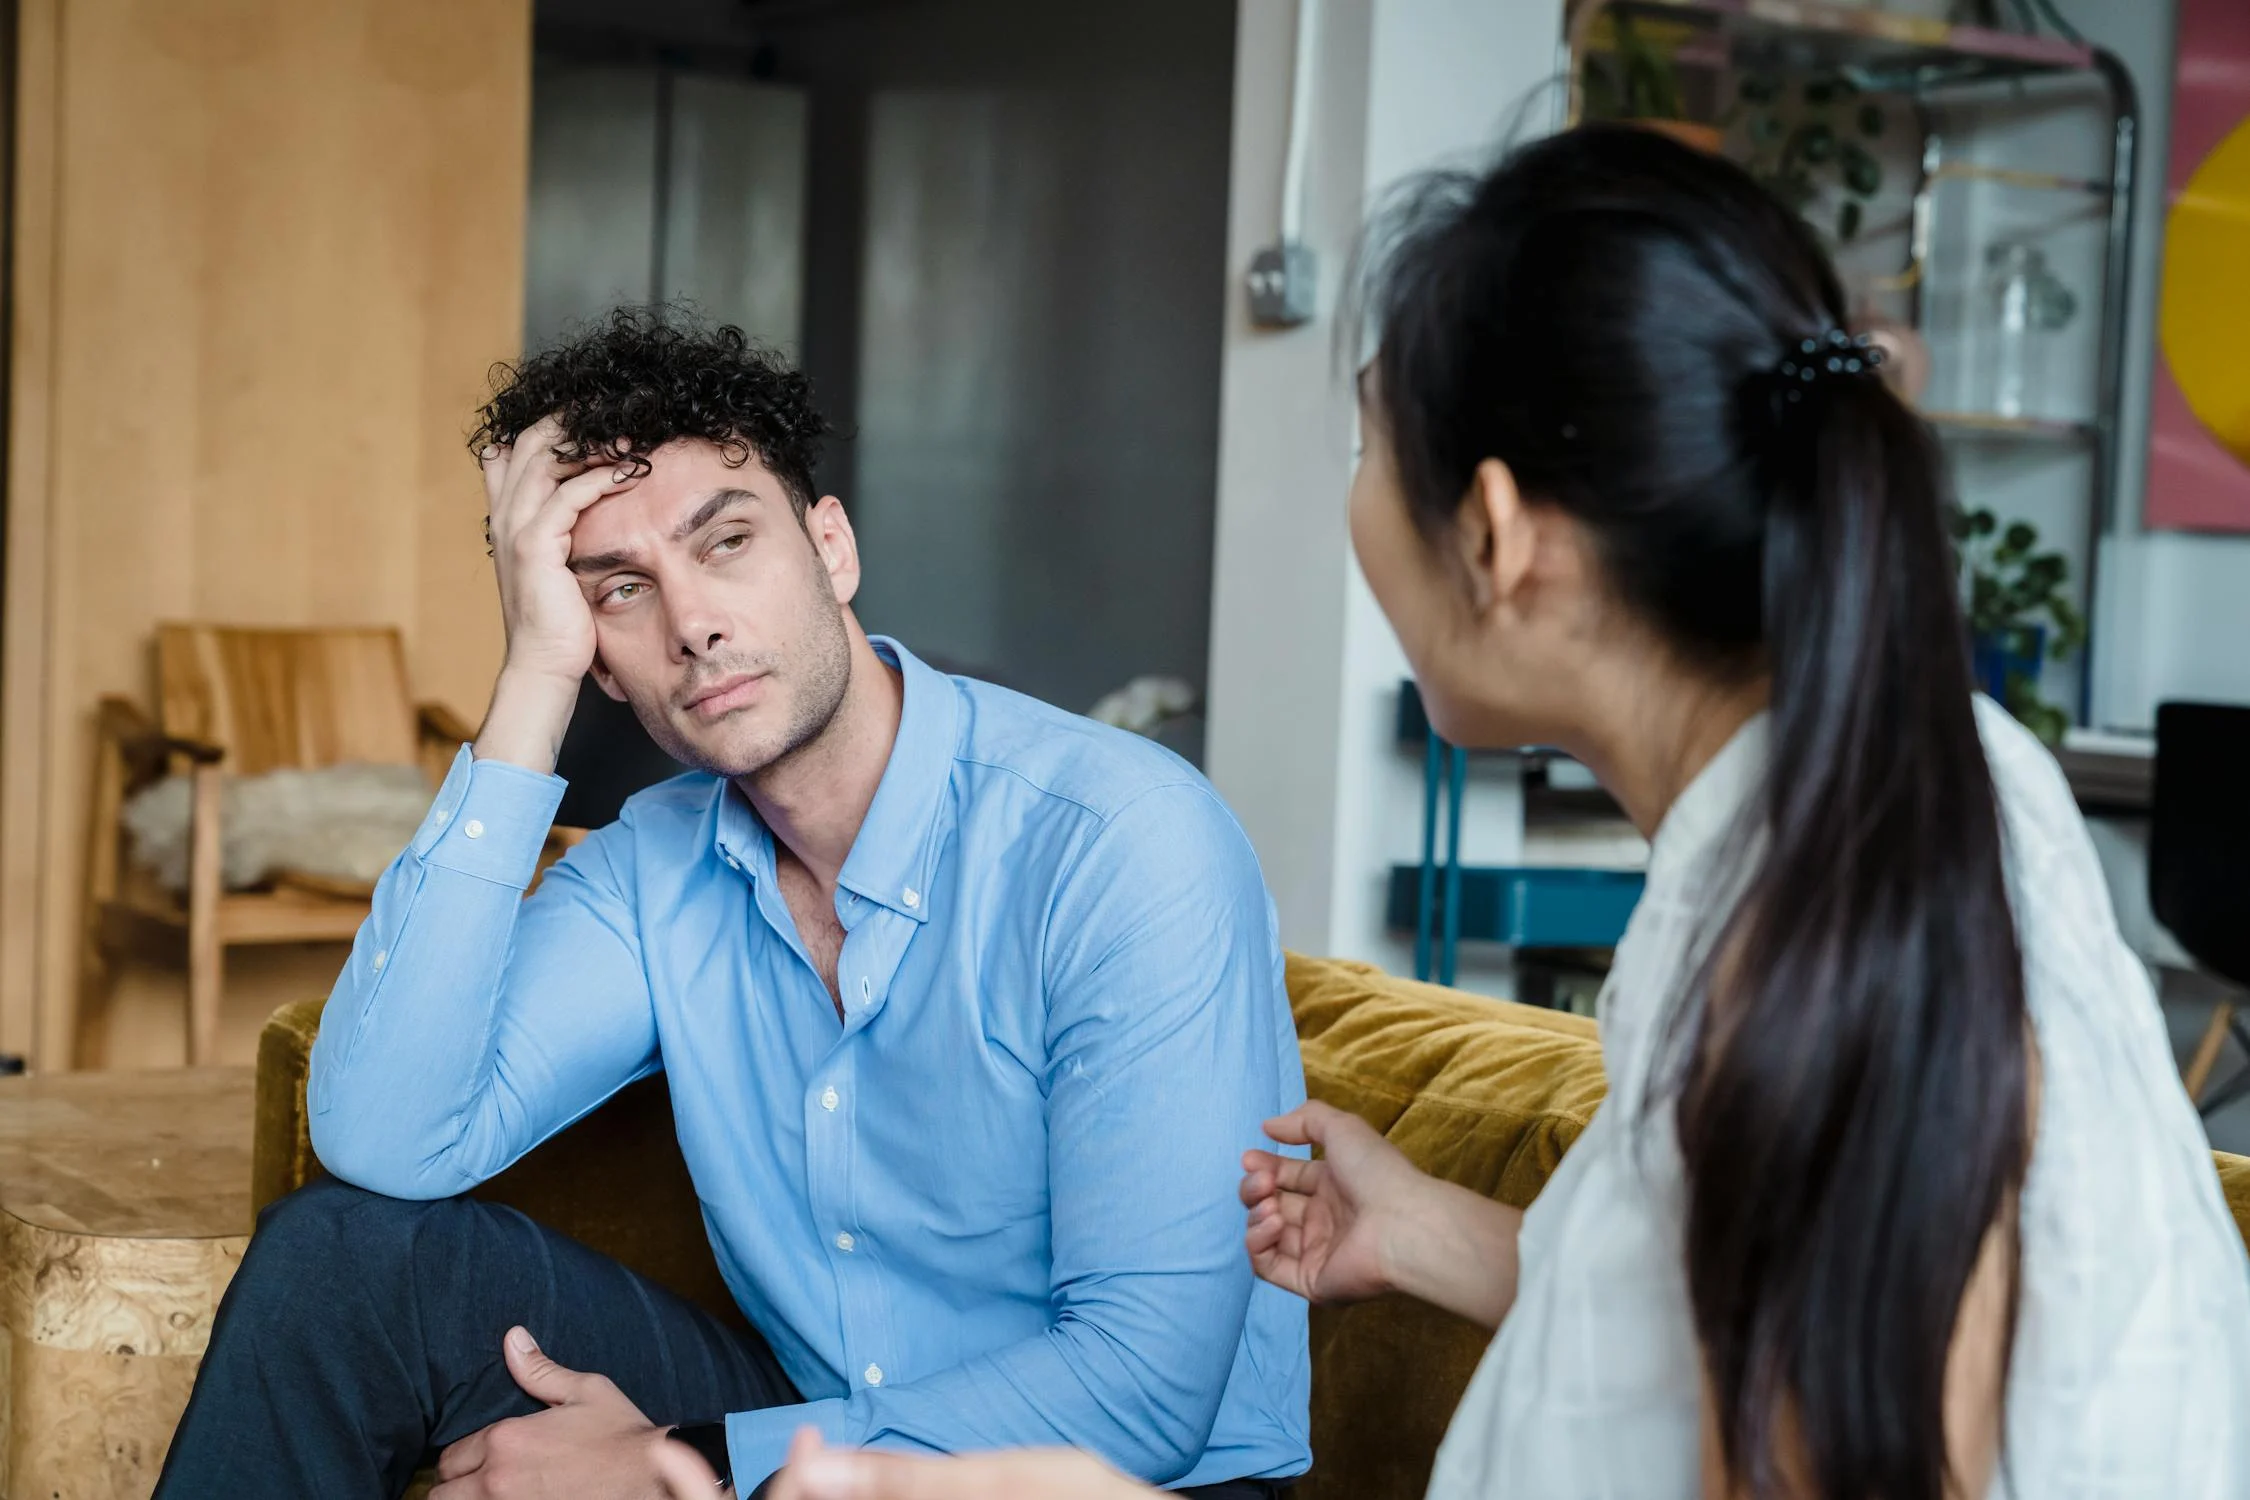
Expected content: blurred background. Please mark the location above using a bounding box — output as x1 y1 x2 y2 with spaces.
0 0 2245 1150
5 9 2250 1497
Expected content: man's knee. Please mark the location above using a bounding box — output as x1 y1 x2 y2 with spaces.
244 1175 476 1298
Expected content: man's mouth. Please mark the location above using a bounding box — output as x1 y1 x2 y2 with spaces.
681 672 767 721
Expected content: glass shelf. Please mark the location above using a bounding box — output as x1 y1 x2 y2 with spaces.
1593 0 2096 96
1923 410 2097 443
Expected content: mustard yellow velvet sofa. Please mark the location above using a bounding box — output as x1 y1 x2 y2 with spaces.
252 955 2250 1500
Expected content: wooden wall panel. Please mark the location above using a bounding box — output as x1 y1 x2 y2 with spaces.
1 0 529 1068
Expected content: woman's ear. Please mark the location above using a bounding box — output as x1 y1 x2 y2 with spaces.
1461 458 1534 617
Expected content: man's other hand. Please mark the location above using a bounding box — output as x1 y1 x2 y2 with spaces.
431 1326 674 1499
756 1426 1157 1500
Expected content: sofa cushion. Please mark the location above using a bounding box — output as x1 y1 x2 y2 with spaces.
1286 955 1607 1500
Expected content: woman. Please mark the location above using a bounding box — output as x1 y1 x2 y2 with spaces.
682 126 2250 1500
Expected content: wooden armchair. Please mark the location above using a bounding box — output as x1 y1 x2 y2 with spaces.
84 625 477 1065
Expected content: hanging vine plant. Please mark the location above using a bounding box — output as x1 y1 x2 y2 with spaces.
1735 68 1889 243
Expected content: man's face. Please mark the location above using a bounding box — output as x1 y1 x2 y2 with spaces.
571 438 858 779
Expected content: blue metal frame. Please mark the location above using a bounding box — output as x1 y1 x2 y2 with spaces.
1404 694 1643 986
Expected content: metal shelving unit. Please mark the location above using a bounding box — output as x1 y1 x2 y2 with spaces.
1392 682 1644 995
1565 0 2140 725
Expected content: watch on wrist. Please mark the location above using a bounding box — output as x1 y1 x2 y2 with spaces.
665 1421 734 1492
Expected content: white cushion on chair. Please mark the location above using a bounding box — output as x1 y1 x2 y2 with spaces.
122 763 430 895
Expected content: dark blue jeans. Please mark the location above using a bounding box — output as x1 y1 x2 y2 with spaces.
155 1177 1290 1499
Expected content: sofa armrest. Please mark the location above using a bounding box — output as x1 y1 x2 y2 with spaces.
252 1002 742 1330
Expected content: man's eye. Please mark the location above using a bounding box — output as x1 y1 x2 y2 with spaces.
605 581 646 604
711 532 748 555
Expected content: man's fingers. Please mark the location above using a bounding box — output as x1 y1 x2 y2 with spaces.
515 463 638 551
494 416 565 514
480 444 511 512
434 1426 488 1481
498 463 639 574
492 414 594 531
500 1326 582 1406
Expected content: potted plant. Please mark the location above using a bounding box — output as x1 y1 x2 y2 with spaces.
1579 11 1726 153
1735 68 1889 243
1948 505 2086 745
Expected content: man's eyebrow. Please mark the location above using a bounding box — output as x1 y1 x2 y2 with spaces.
672 488 759 542
565 490 761 576
566 549 637 577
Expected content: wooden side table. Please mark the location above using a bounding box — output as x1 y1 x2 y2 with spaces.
0 1068 252 1500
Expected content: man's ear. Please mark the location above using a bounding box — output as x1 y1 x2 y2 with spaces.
1461 458 1536 619
588 652 627 704
804 495 861 607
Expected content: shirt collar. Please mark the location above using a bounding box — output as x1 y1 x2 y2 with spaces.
706 635 959 925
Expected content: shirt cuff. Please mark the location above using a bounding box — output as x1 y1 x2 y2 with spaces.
726 1400 852 1491
409 745 566 889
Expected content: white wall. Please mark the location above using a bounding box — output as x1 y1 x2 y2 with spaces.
1206 0 1564 977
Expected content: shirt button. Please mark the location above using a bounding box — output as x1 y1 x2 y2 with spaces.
859 977 871 1005
462 819 485 840
863 1364 883 1387
371 950 387 972
432 809 450 826
902 887 920 909
834 1232 855 1252
820 1087 839 1111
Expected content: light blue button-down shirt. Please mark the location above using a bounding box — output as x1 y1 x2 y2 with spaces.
307 639 1310 1489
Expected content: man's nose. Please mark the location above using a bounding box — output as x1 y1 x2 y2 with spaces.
667 586 731 660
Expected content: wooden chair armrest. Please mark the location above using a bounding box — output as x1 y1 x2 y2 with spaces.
416 700 479 746
96 695 224 766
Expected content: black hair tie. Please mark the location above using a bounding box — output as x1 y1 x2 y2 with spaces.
1771 326 1886 405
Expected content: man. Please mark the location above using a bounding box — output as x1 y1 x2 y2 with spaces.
155 311 1310 1498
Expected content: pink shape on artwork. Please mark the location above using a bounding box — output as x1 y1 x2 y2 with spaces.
2145 0 2250 532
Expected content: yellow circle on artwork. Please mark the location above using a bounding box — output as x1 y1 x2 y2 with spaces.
2162 114 2250 466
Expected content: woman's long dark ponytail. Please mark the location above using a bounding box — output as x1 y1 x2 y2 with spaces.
1363 126 2028 1499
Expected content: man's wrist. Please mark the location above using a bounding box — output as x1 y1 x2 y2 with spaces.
474 664 583 775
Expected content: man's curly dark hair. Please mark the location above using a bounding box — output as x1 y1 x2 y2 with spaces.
468 307 832 512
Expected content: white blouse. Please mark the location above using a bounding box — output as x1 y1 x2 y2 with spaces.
1427 698 2250 1499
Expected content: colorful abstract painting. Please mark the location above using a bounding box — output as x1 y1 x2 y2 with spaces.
2148 0 2250 531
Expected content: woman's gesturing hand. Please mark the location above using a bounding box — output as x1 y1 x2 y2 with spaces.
1240 1100 1425 1307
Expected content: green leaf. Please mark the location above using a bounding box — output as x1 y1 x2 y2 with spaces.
1841 144 1883 197
1837 199 1863 241
1798 122 1837 164
1969 508 1998 537
1582 60 1622 120
1858 101 1885 137
1804 76 1837 106
2003 521 2037 552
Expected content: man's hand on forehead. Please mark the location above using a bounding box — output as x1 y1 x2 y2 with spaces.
473 415 645 774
